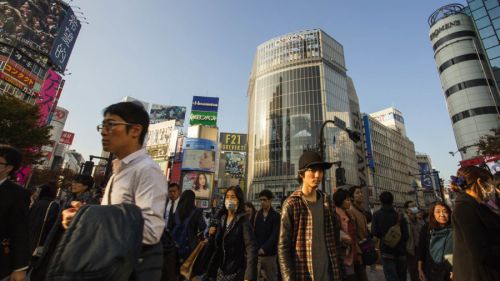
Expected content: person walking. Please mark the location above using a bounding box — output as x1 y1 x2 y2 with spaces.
403 200 423 281
245 202 257 226
0 145 30 281
278 150 343 281
254 189 280 281
417 202 452 281
62 102 168 281
371 191 409 281
165 182 181 231
450 166 500 281
334 188 362 281
68 175 99 205
348 186 371 281
207 186 258 281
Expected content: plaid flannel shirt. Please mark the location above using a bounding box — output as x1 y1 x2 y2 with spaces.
280 189 343 281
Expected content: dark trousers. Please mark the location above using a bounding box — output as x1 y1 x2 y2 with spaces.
132 243 164 281
382 256 407 281
406 253 419 281
161 246 179 281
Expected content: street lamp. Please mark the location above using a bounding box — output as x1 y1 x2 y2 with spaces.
318 117 361 192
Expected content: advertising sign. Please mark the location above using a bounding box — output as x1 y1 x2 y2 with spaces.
146 120 176 147
1 1 74 58
11 48 45 79
49 8 81 71
224 153 245 177
182 150 216 172
150 104 186 126
59 131 74 145
3 63 36 88
418 163 433 190
220 133 247 152
182 171 213 200
37 69 62 124
191 96 219 112
189 110 218 126
184 138 217 151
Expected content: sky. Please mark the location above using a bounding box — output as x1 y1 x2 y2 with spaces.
59 0 468 182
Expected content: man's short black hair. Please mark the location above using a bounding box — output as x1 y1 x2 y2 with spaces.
404 200 414 209
348 185 362 198
0 144 23 177
103 102 149 145
168 182 181 190
259 189 274 200
379 191 394 206
333 188 350 206
73 174 94 190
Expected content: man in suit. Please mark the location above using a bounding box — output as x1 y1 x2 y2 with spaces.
165 182 181 231
0 144 30 281
160 182 181 281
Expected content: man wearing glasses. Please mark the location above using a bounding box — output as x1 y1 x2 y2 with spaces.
62 102 167 281
278 151 343 281
0 145 30 281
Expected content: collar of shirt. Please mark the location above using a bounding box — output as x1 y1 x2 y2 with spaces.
116 149 148 173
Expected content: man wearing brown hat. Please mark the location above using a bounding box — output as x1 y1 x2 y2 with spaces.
278 150 343 281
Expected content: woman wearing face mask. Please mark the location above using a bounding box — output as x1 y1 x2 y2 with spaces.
206 186 258 281
450 166 500 281
417 202 453 281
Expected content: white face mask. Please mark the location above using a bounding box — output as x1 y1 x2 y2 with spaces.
409 207 419 214
225 199 238 212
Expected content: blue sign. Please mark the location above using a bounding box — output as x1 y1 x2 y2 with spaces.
191 96 219 112
418 163 433 190
363 115 375 169
49 9 81 71
184 138 217 151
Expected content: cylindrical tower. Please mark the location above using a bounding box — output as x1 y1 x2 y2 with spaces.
429 4 500 160
247 29 360 203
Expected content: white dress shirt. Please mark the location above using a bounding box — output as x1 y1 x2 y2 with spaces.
102 149 167 245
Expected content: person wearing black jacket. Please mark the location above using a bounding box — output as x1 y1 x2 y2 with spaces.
371 191 409 281
0 145 30 281
207 186 257 281
417 202 452 281
450 166 500 281
254 189 280 281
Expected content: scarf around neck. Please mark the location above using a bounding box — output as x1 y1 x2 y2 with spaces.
429 227 453 264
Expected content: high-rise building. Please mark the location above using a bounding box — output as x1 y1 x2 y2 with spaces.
428 4 500 160
362 112 419 208
369 107 407 137
247 29 362 202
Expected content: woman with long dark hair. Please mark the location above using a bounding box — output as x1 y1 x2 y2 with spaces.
417 202 453 281
193 173 209 191
207 186 257 281
171 190 207 264
244 202 256 226
450 166 500 281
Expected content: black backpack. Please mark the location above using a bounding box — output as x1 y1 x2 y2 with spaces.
172 210 196 261
45 203 144 281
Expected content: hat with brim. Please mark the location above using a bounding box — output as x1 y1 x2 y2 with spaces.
299 151 333 170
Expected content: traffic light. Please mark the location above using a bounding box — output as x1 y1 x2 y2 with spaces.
336 167 346 186
82 161 94 176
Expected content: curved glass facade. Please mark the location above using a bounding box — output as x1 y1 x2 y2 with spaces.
247 29 359 202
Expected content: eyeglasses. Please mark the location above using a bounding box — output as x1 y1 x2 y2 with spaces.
96 121 134 132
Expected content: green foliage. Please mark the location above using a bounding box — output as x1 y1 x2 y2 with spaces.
0 94 52 165
477 128 500 156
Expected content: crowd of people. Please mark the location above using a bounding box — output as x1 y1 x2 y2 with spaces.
0 101 500 281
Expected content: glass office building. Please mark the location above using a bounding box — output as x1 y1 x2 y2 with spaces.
247 29 360 202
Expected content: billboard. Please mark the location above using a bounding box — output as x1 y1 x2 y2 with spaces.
363 115 375 169
191 96 219 112
418 163 433 190
0 0 80 69
224 153 245 177
182 171 213 200
189 110 217 126
184 138 217 151
59 131 74 145
49 8 81 71
37 69 62 124
146 120 176 147
182 150 216 172
220 133 247 152
150 104 186 126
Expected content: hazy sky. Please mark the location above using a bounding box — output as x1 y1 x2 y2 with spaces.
59 0 467 181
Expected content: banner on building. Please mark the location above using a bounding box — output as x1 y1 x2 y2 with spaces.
146 120 176 147
418 163 433 190
59 131 74 145
49 7 81 71
189 110 218 126
37 69 62 125
191 96 219 112
224 153 245 177
150 104 186 126
220 133 247 152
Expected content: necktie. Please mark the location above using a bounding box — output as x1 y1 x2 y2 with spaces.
167 201 175 231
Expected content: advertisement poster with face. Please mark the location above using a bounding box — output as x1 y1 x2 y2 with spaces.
182 171 212 199
182 150 215 172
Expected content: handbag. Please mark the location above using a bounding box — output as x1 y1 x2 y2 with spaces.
358 238 377 265
180 240 208 280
